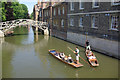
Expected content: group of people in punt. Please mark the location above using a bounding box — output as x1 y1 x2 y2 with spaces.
85 40 98 64
54 47 80 64
54 40 98 64
54 52 74 63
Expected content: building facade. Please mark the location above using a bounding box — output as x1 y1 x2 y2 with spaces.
33 0 41 21
52 2 68 39
67 2 120 58
33 1 120 59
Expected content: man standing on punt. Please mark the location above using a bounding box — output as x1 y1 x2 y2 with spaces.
74 47 80 64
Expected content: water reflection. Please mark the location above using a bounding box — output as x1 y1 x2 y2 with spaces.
0 38 4 79
2 26 119 78
22 25 34 45
35 31 38 42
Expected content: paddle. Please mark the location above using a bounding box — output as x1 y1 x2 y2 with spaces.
68 47 96 70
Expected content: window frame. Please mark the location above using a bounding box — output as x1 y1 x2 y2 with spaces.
58 7 61 15
79 17 83 27
62 7 65 14
47 10 49 16
70 18 74 26
111 0 120 6
61 19 64 27
39 11 42 17
79 0 84 10
70 2 74 11
110 15 119 31
91 15 98 28
92 0 99 8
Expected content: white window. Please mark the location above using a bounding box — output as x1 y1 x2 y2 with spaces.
44 11 46 17
58 7 61 15
39 11 42 17
93 0 99 8
70 2 74 11
54 8 56 16
53 20 56 26
70 18 74 26
47 10 48 16
111 0 120 5
79 0 84 9
61 19 64 27
110 15 118 30
92 16 98 28
79 17 83 27
62 7 64 14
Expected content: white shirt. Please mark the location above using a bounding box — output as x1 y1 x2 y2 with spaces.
76 49 79 53
86 45 91 50
68 56 72 60
88 51 92 56
89 56 96 59
61 54 65 58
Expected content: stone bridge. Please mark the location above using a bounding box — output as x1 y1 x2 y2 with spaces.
0 19 49 37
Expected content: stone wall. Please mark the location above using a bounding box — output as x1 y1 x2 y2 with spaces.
52 30 67 40
67 31 119 59
0 30 4 37
0 38 4 79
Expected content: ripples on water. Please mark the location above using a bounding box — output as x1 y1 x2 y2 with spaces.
2 26 119 78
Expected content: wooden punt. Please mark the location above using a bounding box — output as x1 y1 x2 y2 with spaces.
49 49 83 68
85 51 99 67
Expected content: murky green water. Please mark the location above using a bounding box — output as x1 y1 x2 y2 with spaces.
2 26 119 78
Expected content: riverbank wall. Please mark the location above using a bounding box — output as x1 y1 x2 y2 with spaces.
0 30 4 37
52 31 119 59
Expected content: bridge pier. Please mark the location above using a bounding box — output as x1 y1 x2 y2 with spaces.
0 30 4 37
44 28 49 36
35 26 38 32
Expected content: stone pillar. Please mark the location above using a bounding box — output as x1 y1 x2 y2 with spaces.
36 26 38 32
35 31 38 42
0 30 4 37
44 28 49 36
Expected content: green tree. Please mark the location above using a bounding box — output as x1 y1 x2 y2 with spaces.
0 2 7 22
21 4 29 19
30 12 33 20
1 0 29 22
11 2 23 19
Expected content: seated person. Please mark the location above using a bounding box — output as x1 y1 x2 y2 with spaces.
67 54 73 63
87 50 93 57
59 52 64 58
64 56 68 62
55 52 60 57
60 52 65 60
86 48 90 54
88 55 98 64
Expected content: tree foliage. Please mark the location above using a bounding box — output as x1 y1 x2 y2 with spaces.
1 0 29 22
30 12 33 20
0 2 7 21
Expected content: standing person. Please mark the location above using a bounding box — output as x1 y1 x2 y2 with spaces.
85 40 91 50
74 47 80 64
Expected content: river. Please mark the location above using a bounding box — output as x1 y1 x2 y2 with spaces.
2 25 119 78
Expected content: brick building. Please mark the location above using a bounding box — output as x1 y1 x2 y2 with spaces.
33 0 41 21
33 1 120 58
52 2 68 39
67 1 120 58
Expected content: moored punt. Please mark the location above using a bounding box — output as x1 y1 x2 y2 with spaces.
49 49 83 68
85 52 99 67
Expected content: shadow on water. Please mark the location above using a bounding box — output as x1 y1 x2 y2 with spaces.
12 34 28 36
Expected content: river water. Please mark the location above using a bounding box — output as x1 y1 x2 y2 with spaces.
2 25 119 78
